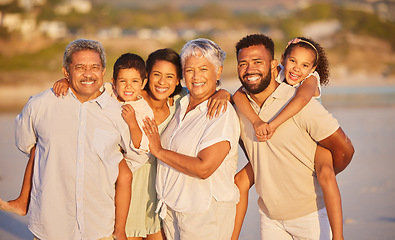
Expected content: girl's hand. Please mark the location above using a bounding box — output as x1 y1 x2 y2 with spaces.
253 120 271 142
207 89 231 119
53 78 69 97
266 122 278 140
121 104 137 126
142 117 163 156
112 231 127 240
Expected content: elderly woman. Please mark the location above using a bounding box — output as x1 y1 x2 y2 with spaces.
143 38 240 240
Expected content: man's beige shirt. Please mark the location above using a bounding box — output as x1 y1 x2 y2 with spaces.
237 83 339 220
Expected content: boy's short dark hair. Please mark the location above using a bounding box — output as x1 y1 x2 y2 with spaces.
113 53 146 81
235 34 275 60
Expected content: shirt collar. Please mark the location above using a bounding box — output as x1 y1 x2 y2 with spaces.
68 86 111 109
243 82 295 109
180 94 209 112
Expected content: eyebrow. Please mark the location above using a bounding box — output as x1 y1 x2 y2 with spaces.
238 58 263 63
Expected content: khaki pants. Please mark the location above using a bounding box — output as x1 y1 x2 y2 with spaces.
162 198 236 240
259 207 332 240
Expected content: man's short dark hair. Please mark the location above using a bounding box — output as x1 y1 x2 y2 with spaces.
235 34 275 60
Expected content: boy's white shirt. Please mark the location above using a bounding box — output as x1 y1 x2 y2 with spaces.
104 82 154 162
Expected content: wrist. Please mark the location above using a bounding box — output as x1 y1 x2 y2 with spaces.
113 224 126 234
155 147 166 160
251 116 262 124
268 121 277 130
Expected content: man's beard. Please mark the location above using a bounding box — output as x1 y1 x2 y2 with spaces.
238 67 271 94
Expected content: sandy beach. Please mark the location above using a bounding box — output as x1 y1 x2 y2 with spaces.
0 81 395 239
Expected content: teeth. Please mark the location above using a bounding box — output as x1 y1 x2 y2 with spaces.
81 81 94 85
247 76 259 82
193 82 205 86
155 86 168 93
124 92 133 96
290 73 299 80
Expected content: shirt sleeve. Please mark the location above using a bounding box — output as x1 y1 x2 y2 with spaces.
15 96 37 156
296 99 339 142
122 129 150 173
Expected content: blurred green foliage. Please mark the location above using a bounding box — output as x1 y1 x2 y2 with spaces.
0 2 394 74
0 41 67 71
297 4 395 48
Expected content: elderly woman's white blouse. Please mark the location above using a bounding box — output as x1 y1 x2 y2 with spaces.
155 95 240 218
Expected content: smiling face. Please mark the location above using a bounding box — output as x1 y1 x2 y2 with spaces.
282 46 316 86
183 50 222 103
237 45 274 94
147 60 180 102
63 50 106 103
113 68 146 102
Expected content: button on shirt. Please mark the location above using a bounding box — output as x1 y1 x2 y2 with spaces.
15 88 149 240
156 95 240 218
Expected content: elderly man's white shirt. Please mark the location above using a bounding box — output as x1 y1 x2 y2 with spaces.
15 88 148 240
156 95 240 218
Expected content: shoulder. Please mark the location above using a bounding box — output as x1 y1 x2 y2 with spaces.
126 97 154 117
298 98 328 116
31 88 57 100
25 88 57 108
208 101 239 125
102 92 122 111
295 98 339 137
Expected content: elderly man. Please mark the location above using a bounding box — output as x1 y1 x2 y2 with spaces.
231 34 354 240
15 39 148 240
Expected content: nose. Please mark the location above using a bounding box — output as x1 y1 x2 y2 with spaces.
246 63 255 73
82 66 94 77
293 64 301 72
158 76 165 85
82 70 93 78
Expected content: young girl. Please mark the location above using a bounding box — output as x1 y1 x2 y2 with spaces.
233 37 344 240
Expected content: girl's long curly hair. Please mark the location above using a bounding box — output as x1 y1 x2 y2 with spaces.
283 37 330 86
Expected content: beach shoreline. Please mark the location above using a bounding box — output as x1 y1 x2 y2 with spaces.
1 72 395 112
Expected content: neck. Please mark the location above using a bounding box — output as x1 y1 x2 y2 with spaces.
186 98 202 114
71 89 101 103
141 90 170 125
187 90 215 114
140 91 165 109
249 78 279 108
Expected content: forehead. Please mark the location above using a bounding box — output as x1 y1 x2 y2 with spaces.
184 53 211 67
117 68 142 78
71 50 102 65
237 45 271 62
153 60 176 70
289 46 316 61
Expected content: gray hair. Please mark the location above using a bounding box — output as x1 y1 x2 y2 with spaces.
180 38 226 72
63 39 106 72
